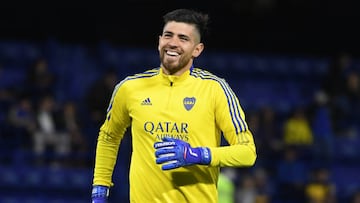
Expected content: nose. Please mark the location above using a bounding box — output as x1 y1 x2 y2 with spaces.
167 36 180 47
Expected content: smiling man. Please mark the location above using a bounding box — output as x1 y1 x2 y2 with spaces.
91 8 257 203
158 19 203 76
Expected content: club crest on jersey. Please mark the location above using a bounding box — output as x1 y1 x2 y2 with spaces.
183 97 196 111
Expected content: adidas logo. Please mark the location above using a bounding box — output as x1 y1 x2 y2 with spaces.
141 98 152 105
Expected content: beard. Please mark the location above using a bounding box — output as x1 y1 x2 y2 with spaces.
159 51 192 75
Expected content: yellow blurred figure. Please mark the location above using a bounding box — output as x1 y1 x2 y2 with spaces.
218 169 236 203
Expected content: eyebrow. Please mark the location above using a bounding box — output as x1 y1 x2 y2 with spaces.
163 31 190 40
163 31 173 35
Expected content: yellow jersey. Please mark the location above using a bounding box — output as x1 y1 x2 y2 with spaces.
93 67 256 203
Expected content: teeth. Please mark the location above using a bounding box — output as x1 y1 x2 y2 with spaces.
167 51 179 56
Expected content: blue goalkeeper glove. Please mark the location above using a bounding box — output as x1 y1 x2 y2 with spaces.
92 185 109 203
154 137 211 170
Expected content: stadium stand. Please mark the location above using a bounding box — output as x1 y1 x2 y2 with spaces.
0 39 359 202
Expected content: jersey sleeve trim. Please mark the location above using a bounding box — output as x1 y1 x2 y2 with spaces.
190 68 248 134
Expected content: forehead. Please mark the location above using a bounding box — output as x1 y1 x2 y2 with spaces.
163 21 199 38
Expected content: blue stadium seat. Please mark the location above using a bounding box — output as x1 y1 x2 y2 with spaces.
333 136 360 162
204 52 232 73
0 166 21 186
229 54 253 74
0 41 43 67
0 68 26 88
268 57 292 77
66 168 93 189
332 165 360 200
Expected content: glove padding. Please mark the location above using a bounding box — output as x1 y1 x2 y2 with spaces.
154 137 211 170
92 185 109 203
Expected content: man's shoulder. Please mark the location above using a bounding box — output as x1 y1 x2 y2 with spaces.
191 67 225 82
121 68 160 83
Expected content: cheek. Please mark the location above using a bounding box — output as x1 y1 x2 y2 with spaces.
158 42 167 53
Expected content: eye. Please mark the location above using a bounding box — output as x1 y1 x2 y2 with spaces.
178 35 190 42
180 37 189 42
163 32 172 38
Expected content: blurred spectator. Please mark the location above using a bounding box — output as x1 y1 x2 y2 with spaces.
0 65 16 117
60 101 89 167
84 68 118 128
33 94 70 166
321 52 357 136
276 146 307 202
305 167 336 203
309 90 334 166
350 190 360 203
256 106 283 167
322 52 352 100
218 167 236 203
332 71 360 136
247 110 260 138
236 174 257 203
283 106 313 159
0 90 16 165
25 57 56 103
0 87 15 132
253 167 272 203
7 94 36 150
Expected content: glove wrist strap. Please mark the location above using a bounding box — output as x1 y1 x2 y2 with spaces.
92 185 109 198
199 147 211 165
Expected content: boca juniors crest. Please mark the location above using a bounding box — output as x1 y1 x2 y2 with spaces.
183 97 196 111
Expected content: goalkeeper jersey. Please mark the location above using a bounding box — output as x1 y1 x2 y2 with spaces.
93 67 256 203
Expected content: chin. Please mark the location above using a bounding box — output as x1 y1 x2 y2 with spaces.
163 66 181 75
163 62 178 70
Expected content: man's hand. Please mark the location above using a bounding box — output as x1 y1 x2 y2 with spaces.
92 185 109 203
154 137 211 170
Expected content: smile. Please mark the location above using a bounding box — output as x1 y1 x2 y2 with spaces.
166 50 180 56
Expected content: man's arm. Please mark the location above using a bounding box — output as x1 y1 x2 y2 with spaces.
93 129 123 186
208 130 256 167
92 83 130 187
211 78 257 167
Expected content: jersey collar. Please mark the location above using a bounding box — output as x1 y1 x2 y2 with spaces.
160 65 193 86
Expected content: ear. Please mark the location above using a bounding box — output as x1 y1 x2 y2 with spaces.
192 43 204 58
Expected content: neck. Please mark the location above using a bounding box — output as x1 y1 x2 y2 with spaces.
161 63 193 76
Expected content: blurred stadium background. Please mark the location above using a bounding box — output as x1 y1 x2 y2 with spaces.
0 1 360 203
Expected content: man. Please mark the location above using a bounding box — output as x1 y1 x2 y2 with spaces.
92 8 257 203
